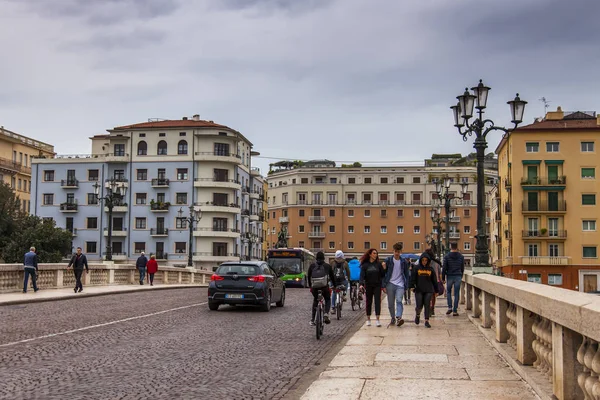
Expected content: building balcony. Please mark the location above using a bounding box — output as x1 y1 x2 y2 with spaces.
241 209 250 218
154 252 168 260
518 256 571 265
449 232 460 239
102 252 127 260
521 201 567 213
194 151 242 164
279 216 289 223
60 179 79 188
59 202 78 212
192 252 240 262
151 178 170 187
308 216 326 222
103 227 127 237
104 178 128 188
193 227 241 238
105 202 128 213
449 216 460 223
150 202 170 212
250 213 260 221
193 202 240 214
193 178 240 190
504 203 512 214
308 231 326 238
520 176 567 187
242 186 250 194
250 190 260 199
104 153 129 163
504 177 512 188
150 228 169 237
521 230 567 239
68 228 77 236
250 167 261 176
0 157 31 175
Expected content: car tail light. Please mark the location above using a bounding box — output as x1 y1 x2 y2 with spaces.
211 274 224 281
247 275 266 282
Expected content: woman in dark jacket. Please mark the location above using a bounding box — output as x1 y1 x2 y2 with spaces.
359 248 386 327
425 248 443 316
410 252 439 328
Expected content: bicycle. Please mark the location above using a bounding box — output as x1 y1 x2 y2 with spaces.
333 285 345 320
314 289 325 340
350 281 363 311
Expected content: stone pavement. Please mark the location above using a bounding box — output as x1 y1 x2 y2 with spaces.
301 299 541 400
0 283 205 306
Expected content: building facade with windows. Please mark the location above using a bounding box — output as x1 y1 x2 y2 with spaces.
266 160 497 265
31 116 265 270
0 126 55 213
496 108 600 291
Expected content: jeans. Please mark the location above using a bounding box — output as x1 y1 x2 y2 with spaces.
139 267 146 283
312 288 331 320
23 268 38 292
446 275 462 312
386 283 405 320
331 280 349 307
415 292 434 319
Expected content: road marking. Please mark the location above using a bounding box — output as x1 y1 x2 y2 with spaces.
0 301 208 348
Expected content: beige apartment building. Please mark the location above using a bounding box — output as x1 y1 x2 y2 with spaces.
266 158 497 266
0 126 55 212
497 108 600 291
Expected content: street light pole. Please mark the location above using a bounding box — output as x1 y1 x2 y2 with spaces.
451 79 527 274
93 179 127 262
178 205 202 267
434 177 468 257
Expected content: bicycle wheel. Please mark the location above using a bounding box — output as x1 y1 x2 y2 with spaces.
358 290 364 309
351 286 357 311
316 305 322 340
336 298 341 320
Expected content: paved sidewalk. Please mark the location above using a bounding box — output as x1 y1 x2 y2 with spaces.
301 300 540 400
0 284 205 306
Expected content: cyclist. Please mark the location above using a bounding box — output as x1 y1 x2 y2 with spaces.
308 251 335 326
330 250 350 313
348 256 362 301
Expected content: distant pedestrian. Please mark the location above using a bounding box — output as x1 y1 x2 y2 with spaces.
147 255 158 286
136 252 148 285
23 246 39 293
359 248 385 327
404 259 413 305
442 242 465 316
426 248 443 316
382 242 410 327
67 247 89 293
410 252 439 328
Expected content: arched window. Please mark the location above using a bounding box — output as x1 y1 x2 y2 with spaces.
157 140 167 155
137 141 147 156
178 140 188 155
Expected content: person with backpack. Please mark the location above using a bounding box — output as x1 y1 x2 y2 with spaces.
425 248 443 316
308 251 335 326
330 250 351 313
348 256 362 301
359 248 386 327
382 242 410 326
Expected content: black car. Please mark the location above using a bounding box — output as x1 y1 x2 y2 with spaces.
208 261 286 311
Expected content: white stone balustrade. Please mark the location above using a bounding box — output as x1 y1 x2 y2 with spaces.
462 271 600 400
0 263 212 292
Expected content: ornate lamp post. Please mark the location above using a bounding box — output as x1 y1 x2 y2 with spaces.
178 205 202 267
433 177 468 256
243 232 259 261
451 79 527 273
429 207 443 260
93 178 127 261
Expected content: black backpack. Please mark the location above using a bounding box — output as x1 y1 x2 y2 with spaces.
333 261 345 283
311 263 329 289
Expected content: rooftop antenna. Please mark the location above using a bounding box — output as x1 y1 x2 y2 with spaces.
539 97 551 119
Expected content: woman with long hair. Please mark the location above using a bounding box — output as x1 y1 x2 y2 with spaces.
425 248 442 316
359 248 386 327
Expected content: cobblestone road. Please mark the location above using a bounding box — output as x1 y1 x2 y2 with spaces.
0 288 364 400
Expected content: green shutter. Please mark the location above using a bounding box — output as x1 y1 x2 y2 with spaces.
527 192 538 211
582 168 596 178
548 192 559 211
547 166 558 181
583 247 597 258
582 194 596 205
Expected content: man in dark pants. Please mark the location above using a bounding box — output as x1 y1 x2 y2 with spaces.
308 251 335 326
68 247 89 293
136 252 148 285
442 242 465 316
23 246 39 293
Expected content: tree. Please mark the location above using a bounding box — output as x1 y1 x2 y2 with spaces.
0 181 23 243
2 215 73 263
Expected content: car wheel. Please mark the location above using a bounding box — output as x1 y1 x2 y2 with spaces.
262 290 271 312
208 301 219 311
276 288 285 307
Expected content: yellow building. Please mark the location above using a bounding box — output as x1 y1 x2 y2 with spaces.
496 108 600 291
0 126 55 212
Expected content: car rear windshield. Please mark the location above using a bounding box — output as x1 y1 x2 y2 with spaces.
217 265 260 275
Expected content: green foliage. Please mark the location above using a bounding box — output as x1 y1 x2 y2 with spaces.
341 162 362 168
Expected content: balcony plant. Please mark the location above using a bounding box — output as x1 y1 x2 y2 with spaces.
540 228 547 235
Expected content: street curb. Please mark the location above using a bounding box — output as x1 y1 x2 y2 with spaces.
466 313 551 400
0 285 207 306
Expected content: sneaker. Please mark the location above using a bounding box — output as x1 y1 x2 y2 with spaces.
375 320 382 327
453 312 459 317
34 288 39 293
404 301 408 305
310 321 316 326
415 315 420 325
446 310 452 315
431 310 435 316
366 320 372 327
343 295 347 302
425 321 431 328
397 318 404 327
74 288 78 293
390 318 396 325
324 315 331 324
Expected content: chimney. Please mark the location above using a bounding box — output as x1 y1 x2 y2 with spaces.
183 117 188 120
546 106 564 121
192 114 200 121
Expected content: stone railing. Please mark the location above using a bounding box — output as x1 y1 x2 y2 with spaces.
0 263 213 292
462 271 600 400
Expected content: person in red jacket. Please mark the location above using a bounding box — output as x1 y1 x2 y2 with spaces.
146 255 158 286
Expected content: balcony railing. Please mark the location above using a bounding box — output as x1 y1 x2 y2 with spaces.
105 178 128 183
59 202 78 211
449 216 460 223
150 202 170 211
308 231 326 238
0 157 32 174
308 216 326 222
241 209 250 216
449 232 460 239
242 186 250 193
150 228 169 236
520 176 567 186
521 230 567 239
194 201 240 209
61 179 79 188
504 177 511 187
151 178 170 187
194 178 240 184
279 216 289 223
518 256 571 265
194 151 241 160
195 227 240 233
521 201 567 212
192 252 238 257
504 203 512 213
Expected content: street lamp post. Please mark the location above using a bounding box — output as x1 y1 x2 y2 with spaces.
451 79 527 274
429 207 443 261
244 232 258 261
433 177 468 256
93 178 127 261
178 205 202 267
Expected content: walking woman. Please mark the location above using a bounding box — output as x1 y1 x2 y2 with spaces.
410 252 439 328
146 254 158 286
425 248 443 316
359 248 386 327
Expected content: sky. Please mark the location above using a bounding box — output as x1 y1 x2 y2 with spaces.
2 0 600 174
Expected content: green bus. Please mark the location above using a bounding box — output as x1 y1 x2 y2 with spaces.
267 248 316 288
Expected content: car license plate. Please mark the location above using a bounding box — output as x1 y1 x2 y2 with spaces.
226 294 244 299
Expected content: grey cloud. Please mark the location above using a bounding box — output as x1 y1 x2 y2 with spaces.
62 28 166 51
214 0 334 15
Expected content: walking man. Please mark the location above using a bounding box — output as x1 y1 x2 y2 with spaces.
382 242 410 326
136 252 148 285
68 247 89 293
442 242 465 316
23 246 39 293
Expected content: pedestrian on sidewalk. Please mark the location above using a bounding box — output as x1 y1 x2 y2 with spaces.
442 242 465 316
382 242 410 327
425 248 443 316
403 259 412 305
147 255 158 286
330 250 350 313
136 252 148 285
67 247 89 293
410 252 439 328
359 248 385 327
23 246 39 293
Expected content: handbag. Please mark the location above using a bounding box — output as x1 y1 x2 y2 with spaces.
437 281 445 296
